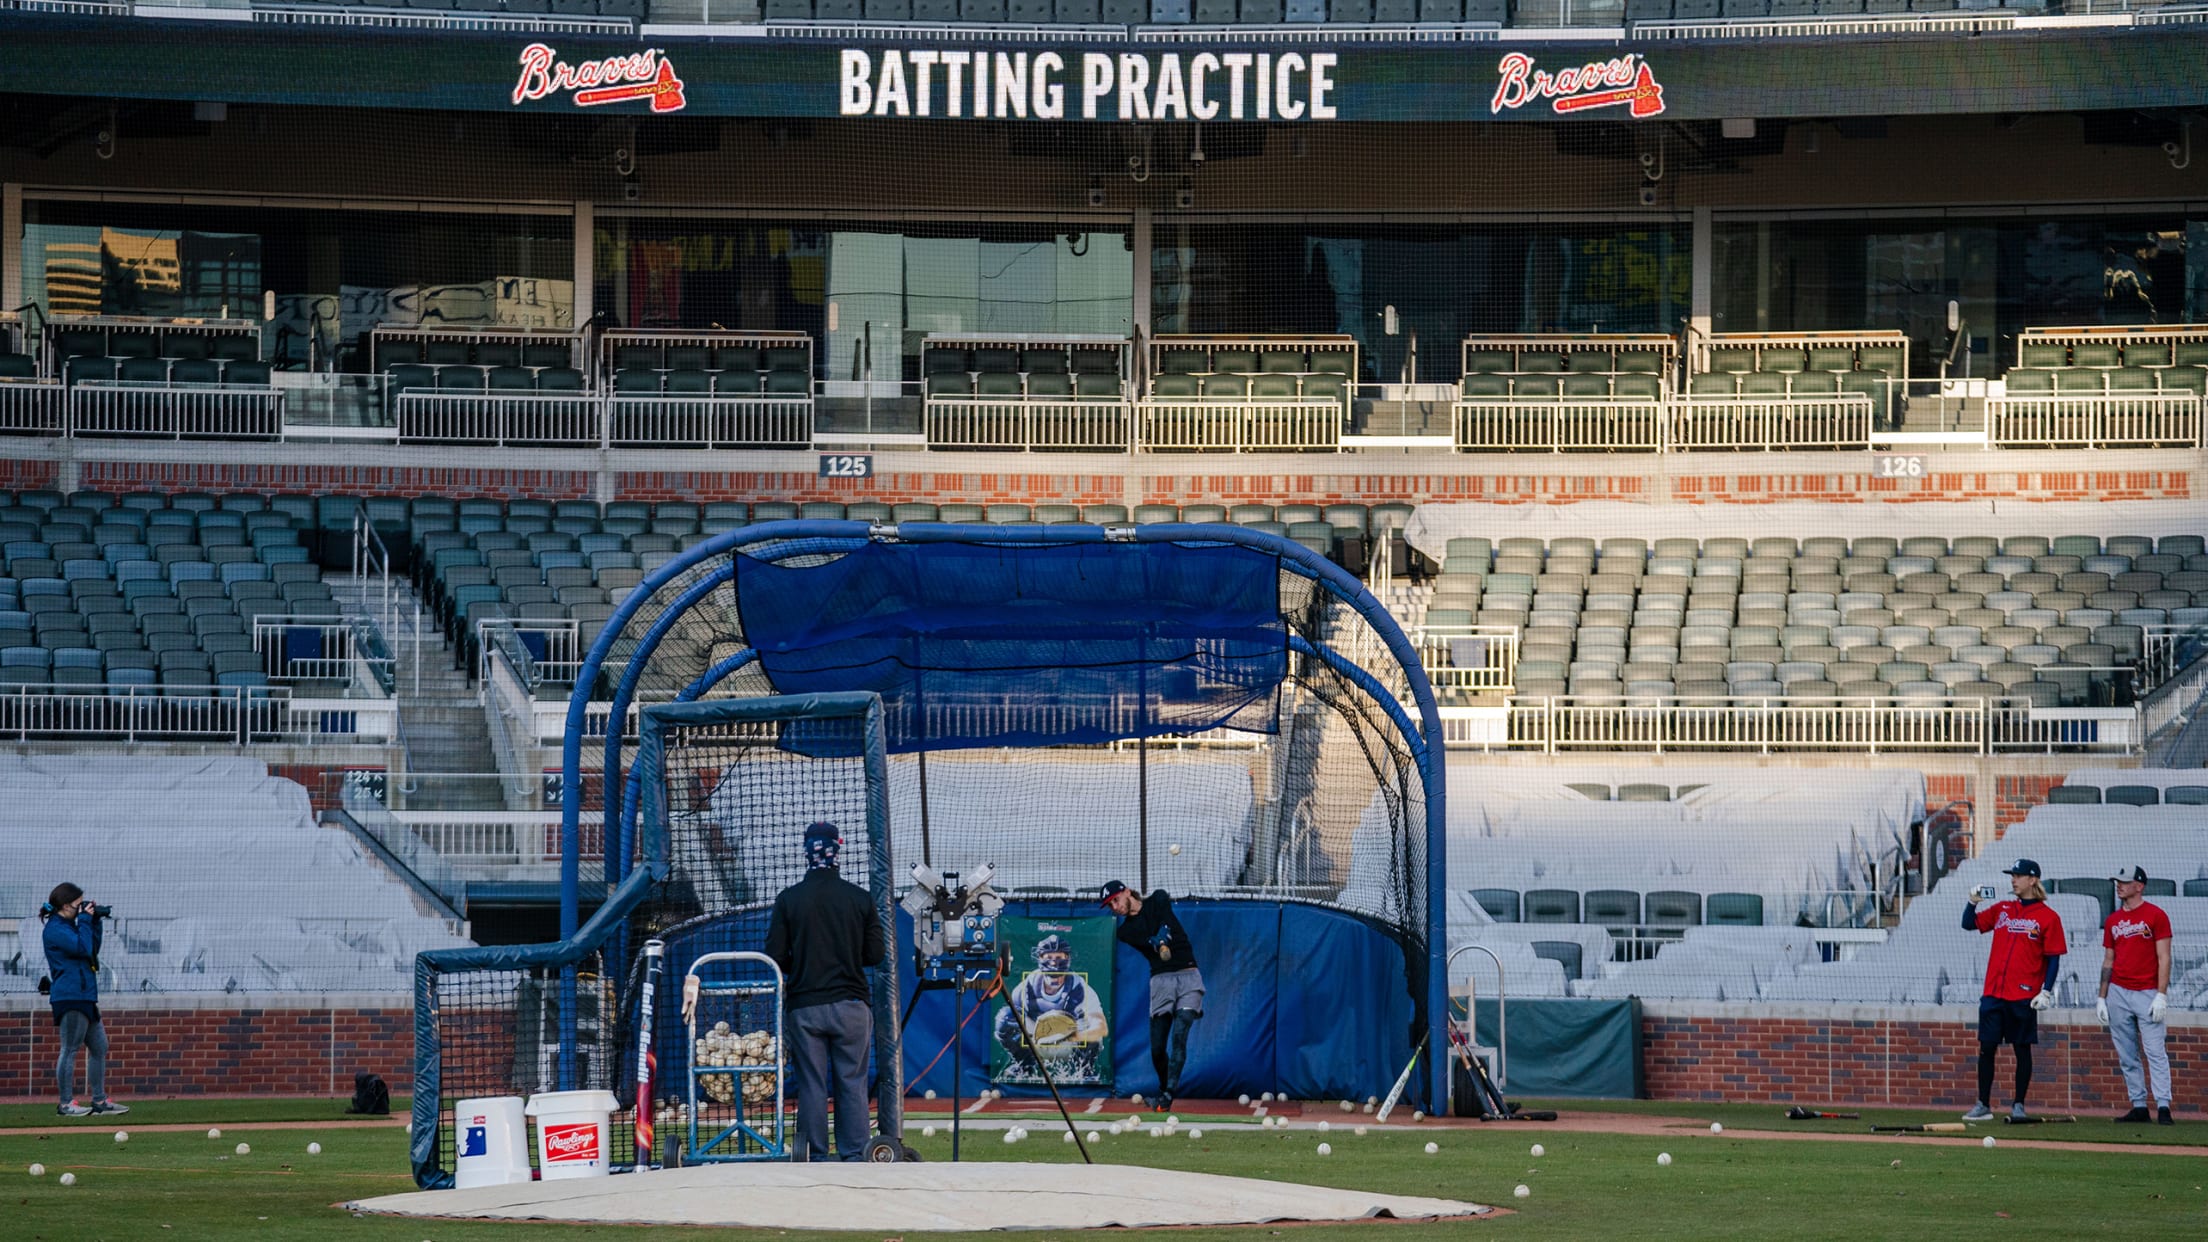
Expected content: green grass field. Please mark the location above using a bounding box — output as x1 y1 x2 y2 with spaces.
6 1098 2203 1240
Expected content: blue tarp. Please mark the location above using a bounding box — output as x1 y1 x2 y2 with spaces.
732 540 1287 752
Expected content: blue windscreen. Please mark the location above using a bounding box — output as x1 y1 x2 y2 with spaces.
733 538 1286 751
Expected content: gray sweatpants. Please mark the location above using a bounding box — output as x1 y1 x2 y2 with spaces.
788 998 872 1162
2105 984 2171 1108
55 1010 108 1106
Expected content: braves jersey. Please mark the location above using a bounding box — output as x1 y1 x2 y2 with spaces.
1972 898 2067 1001
2101 902 2172 992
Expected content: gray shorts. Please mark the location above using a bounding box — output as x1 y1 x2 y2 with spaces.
1148 967 1205 1018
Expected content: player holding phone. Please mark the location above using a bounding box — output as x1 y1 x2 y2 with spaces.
1960 859 2065 1123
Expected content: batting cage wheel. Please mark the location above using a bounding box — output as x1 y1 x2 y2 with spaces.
410 522 1448 1189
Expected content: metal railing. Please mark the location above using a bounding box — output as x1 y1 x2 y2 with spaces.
606 395 814 449
1415 625 1520 694
1634 10 2036 37
1136 399 1344 452
0 379 65 435
1135 22 1503 41
1453 398 1664 452
1985 393 2203 448
0 682 396 744
69 382 284 439
252 4 631 32
1666 394 1876 451
1436 695 2138 755
923 398 1131 452
393 391 603 446
251 616 395 688
2142 624 2208 691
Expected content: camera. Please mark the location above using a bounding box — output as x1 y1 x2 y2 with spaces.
84 902 112 920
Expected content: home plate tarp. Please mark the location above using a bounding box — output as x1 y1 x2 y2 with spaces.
348 1162 1491 1230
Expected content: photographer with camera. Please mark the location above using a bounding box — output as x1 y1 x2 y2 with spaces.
41 883 128 1119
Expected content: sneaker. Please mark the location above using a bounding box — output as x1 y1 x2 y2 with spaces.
2010 1102 2030 1122
1155 1092 1174 1114
1961 1103 1995 1122
2116 1107 2152 1124
2158 1107 2174 1126
56 1103 91 1118
88 1101 128 1116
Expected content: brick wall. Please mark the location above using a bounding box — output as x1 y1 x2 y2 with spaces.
0 458 61 490
1644 1006 2202 1110
73 463 597 500
3 1001 412 1099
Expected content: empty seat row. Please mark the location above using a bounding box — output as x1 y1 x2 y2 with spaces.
2048 784 2208 807
306 0 645 19
925 346 1122 376
1149 373 1346 402
1460 373 1664 400
1704 343 1902 376
926 371 1124 399
1464 349 1664 376
1629 0 2018 18
51 330 259 364
2019 339 2208 370
1471 887 1766 928
379 338 575 370
61 357 272 388
387 364 584 394
612 368 810 397
1435 533 2208 563
1157 347 1353 376
2006 367 2208 397
610 344 809 375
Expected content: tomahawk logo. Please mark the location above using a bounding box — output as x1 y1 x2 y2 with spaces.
541 1122 602 1163
1490 52 1665 119
513 43 687 113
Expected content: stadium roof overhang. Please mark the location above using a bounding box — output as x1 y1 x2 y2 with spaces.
3 17 2208 124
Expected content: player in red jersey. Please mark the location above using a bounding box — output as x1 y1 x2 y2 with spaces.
2095 865 2174 1125
1960 858 2066 1122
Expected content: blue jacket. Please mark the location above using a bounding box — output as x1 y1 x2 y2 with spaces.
42 912 102 1006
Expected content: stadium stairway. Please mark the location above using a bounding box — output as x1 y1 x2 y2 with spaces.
335 575 504 811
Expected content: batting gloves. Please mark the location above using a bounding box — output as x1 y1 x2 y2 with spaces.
2095 997 2109 1025
2149 993 2168 1022
2030 988 2055 1012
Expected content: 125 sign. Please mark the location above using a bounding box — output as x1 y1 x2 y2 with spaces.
819 453 873 479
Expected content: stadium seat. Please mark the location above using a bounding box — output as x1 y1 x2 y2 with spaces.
1524 889 1580 923
1706 893 1764 926
1471 889 1521 921
2045 785 2101 805
2104 785 2158 806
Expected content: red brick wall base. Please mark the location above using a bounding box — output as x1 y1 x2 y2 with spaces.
2 1003 413 1100
1645 1007 2203 1111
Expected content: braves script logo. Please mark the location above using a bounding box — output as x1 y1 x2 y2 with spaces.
1994 911 2048 940
2108 916 2158 941
541 1122 601 1162
513 43 687 114
1490 53 1665 119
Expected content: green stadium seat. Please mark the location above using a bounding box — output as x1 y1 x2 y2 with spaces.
1523 889 1580 924
1470 888 1520 922
1706 893 1764 926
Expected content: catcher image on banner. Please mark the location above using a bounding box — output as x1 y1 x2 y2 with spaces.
990 917 1114 1089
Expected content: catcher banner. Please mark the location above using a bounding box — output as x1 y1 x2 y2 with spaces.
989 916 1115 1090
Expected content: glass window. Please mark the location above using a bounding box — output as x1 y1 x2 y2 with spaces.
592 219 1133 379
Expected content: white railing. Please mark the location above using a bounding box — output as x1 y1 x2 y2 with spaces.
606 395 814 449
2142 645 2208 746
1666 394 1875 451
1416 625 1520 694
924 398 1131 452
1134 22 1501 41
69 382 283 439
393 391 602 446
1137 399 1344 452
1633 11 2031 37
252 4 630 32
478 617 583 690
2142 624 2207 690
1453 398 1664 452
389 812 591 867
1985 394 2203 448
252 617 394 687
0 683 395 744
530 693 639 746
0 380 65 435
1458 695 2138 755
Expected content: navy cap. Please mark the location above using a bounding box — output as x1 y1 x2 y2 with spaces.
2002 858 2042 878
1098 879 1130 907
804 821 841 846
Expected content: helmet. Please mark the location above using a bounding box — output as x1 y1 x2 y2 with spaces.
1032 934 1073 968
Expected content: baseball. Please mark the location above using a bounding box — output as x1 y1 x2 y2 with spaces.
1423 1141 1439 1154
1983 1136 1996 1148
922 1126 937 1137
1063 1130 1076 1143
1238 1094 1251 1106
1890 1160 1902 1169
1087 1130 1103 1144
235 1143 251 1156
1318 1121 1331 1132
1316 1142 1332 1155
1530 1143 1544 1157
1169 844 1181 855
307 1143 322 1155
1189 1128 1204 1139
1657 1152 1672 1166
1149 1126 1163 1138
1366 1095 1379 1106
1412 1110 1425 1122
1130 1092 1146 1104
1166 1115 1179 1125
924 1089 937 1100
1514 1184 1531 1199
59 1172 76 1187
207 1128 221 1139
1002 1130 1019 1145
1355 1126 1368 1136
114 1131 128 1144
1710 1123 1724 1134
28 1163 44 1177
1340 1100 1354 1112
1262 1091 1275 1102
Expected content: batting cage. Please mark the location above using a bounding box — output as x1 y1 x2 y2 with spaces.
412 521 1446 1188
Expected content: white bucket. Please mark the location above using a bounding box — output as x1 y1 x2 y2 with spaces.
525 1090 620 1180
452 1096 533 1189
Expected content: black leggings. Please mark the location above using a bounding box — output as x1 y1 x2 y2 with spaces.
1977 1041 2033 1106
1149 1010 1197 1097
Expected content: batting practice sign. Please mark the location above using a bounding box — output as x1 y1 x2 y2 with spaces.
989 916 1115 1090
840 49 1339 122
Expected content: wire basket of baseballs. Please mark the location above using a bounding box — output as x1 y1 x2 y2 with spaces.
692 1021 782 1106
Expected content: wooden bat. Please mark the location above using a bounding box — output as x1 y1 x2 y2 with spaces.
1870 1123 1968 1133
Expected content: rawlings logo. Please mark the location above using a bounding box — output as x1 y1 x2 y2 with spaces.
1490 52 1665 119
513 43 687 114
541 1122 601 1162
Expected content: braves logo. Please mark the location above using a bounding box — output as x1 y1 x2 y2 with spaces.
541 1122 601 1162
2108 917 2159 941
513 43 687 114
1490 52 1665 119
1994 911 2047 940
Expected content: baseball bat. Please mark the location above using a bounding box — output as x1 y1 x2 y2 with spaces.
1784 1106 1859 1120
633 939 665 1169
1375 1032 1429 1123
2002 1115 2077 1125
1870 1123 1967 1133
